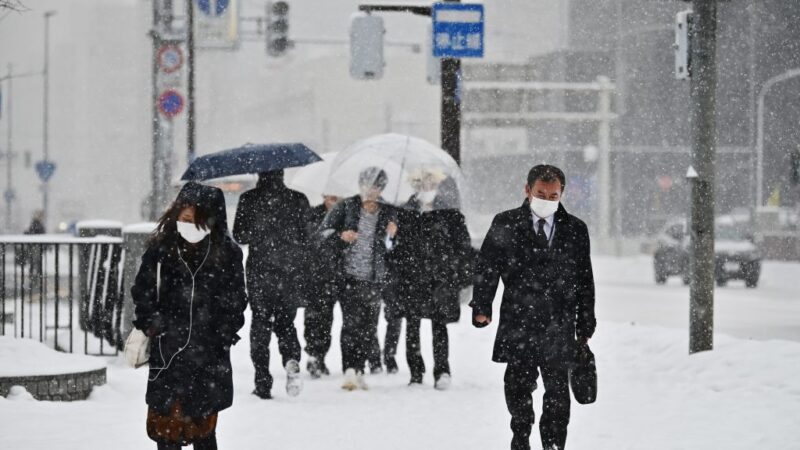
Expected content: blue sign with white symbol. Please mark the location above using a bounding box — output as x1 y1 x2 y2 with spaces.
35 161 56 182
432 3 484 58
197 0 229 16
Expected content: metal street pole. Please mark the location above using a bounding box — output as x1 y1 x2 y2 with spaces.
42 10 56 230
439 0 461 166
186 0 196 164
441 57 461 165
689 0 718 354
5 64 13 231
597 76 612 245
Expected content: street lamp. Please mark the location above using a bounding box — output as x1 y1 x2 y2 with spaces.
755 67 800 208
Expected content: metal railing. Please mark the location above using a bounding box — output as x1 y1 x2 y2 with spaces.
0 235 125 356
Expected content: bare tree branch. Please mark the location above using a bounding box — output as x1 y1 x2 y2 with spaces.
0 0 27 12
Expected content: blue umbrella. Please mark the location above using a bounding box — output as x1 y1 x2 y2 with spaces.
181 143 322 181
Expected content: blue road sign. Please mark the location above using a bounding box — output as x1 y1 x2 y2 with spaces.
432 3 484 58
35 161 56 182
197 0 229 16
158 89 184 118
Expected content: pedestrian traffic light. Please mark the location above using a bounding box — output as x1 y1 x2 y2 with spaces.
674 10 693 80
791 150 800 186
350 12 385 80
266 1 290 57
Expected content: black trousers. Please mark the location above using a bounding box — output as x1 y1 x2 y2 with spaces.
249 275 302 393
340 279 381 373
383 316 402 363
406 318 450 379
504 360 571 450
303 280 339 361
156 433 216 450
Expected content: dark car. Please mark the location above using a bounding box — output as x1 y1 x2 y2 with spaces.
653 217 762 288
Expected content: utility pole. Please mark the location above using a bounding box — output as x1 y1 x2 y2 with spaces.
688 0 718 354
440 0 461 166
42 10 56 229
5 64 13 231
186 0 196 164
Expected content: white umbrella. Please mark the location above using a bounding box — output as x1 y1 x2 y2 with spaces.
285 152 338 204
325 133 465 210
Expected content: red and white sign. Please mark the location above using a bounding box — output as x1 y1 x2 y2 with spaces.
157 45 184 73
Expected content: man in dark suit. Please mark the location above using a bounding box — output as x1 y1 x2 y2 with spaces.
471 164 596 450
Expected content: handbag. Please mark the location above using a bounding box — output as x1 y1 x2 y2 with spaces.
569 341 597 405
124 262 160 368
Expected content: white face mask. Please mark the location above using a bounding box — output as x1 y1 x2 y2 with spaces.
176 221 210 244
529 197 559 219
418 189 437 204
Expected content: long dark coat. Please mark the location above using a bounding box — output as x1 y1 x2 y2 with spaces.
470 200 596 365
387 197 473 322
316 195 397 284
233 177 311 304
132 186 247 418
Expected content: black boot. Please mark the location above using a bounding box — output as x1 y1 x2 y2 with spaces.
307 357 323 379
385 356 399 374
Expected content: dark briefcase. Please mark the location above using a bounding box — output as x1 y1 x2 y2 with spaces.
570 341 597 405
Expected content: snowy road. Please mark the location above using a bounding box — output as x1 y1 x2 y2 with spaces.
1 256 799 449
595 256 800 342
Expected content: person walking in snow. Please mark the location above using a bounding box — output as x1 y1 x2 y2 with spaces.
303 193 342 378
233 170 310 399
316 167 398 390
471 165 596 450
131 182 248 450
386 171 474 389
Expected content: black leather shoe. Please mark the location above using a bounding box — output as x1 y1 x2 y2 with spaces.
252 389 272 400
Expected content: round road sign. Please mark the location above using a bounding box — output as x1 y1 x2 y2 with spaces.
158 90 184 118
157 45 184 73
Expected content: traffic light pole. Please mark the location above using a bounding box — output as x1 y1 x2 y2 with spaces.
186 0 196 164
358 1 462 166
688 0 718 354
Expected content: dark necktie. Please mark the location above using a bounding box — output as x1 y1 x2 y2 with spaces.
536 218 548 248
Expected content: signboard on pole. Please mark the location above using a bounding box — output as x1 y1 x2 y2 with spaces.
432 2 484 58
195 0 240 50
158 89 184 118
157 44 184 73
35 161 56 182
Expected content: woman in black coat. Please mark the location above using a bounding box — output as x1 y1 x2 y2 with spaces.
388 175 473 389
132 182 248 450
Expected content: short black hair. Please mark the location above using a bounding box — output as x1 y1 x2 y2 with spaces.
527 164 565 191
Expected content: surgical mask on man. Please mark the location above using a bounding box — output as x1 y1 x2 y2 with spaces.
418 189 437 204
529 197 559 219
177 221 210 243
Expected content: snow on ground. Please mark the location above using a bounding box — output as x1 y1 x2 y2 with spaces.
1 256 799 449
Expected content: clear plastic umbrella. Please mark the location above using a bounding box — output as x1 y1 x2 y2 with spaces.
285 152 338 204
325 133 465 210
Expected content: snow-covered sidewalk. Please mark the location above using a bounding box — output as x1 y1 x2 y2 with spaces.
1 304 799 449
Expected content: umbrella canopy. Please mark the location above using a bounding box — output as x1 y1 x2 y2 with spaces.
285 152 339 203
180 143 321 181
325 134 466 210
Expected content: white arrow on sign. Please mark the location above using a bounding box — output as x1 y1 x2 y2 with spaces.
686 165 699 179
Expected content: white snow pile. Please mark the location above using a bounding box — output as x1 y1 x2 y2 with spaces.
0 336 106 377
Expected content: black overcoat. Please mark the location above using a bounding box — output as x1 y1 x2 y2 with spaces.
470 200 596 365
132 184 247 417
388 196 473 322
233 177 311 303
